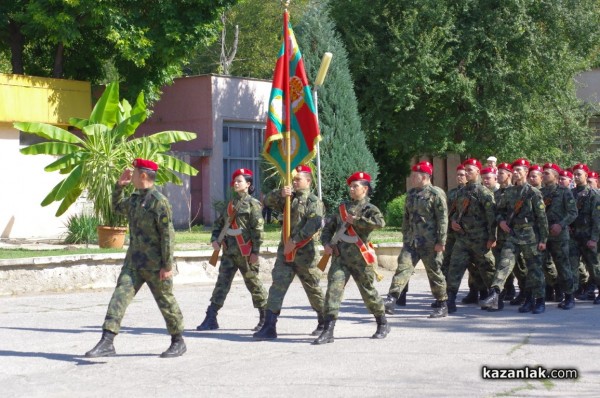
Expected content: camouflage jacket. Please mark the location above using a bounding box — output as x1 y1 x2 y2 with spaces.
211 192 264 255
540 183 577 241
113 184 175 271
497 183 548 245
265 188 324 247
494 185 511 243
451 181 496 240
321 197 385 247
403 184 448 247
571 185 600 242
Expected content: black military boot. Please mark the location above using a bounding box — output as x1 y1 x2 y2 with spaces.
587 284 597 300
447 291 457 314
480 287 500 310
311 313 325 336
312 319 336 345
253 310 278 340
559 293 575 310
85 329 116 358
532 297 546 314
383 293 400 315
372 315 390 339
518 293 534 313
196 303 219 331
396 284 408 306
487 291 505 312
594 293 600 305
545 285 555 302
461 284 479 304
429 300 448 318
554 285 564 303
503 278 516 301
510 289 526 306
160 333 187 358
574 284 585 300
252 308 266 332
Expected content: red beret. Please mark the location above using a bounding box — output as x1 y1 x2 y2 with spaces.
232 168 253 180
512 158 530 169
463 158 482 170
481 167 497 175
132 158 158 171
295 165 312 174
411 161 433 175
572 163 590 174
542 163 561 174
528 164 543 174
559 170 573 179
589 171 599 179
456 164 465 171
497 162 512 172
347 171 372 185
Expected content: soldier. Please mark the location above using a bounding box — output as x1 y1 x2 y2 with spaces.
446 158 497 314
85 159 186 358
589 171 599 191
487 156 498 169
569 163 600 304
443 165 467 279
382 162 449 318
481 158 549 314
253 165 325 340
558 170 573 189
196 168 267 331
528 164 543 189
313 172 389 344
539 163 578 309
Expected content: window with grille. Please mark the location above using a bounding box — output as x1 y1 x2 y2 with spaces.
222 123 265 199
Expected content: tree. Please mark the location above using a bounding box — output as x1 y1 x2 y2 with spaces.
330 0 600 204
295 1 379 213
0 0 236 102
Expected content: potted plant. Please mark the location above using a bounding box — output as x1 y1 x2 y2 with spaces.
15 82 198 248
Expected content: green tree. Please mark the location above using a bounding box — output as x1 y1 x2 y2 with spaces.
295 1 379 213
0 0 235 102
330 0 600 204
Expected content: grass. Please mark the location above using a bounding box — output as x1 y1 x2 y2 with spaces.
0 224 402 260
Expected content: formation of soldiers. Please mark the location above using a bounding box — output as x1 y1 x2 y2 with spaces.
84 157 599 358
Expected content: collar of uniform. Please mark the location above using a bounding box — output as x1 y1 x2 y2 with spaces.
133 187 153 196
351 197 370 206
234 191 249 201
294 189 310 200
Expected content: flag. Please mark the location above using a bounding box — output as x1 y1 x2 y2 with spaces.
263 11 321 177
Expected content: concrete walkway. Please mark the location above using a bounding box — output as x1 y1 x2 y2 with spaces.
0 268 597 397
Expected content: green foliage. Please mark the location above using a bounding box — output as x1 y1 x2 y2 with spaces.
385 194 406 228
16 82 198 226
64 212 99 245
331 0 600 205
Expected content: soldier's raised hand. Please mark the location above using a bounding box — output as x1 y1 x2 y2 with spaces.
118 169 133 186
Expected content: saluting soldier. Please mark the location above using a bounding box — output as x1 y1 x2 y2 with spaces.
446 158 497 313
383 162 449 318
253 165 325 340
481 158 549 314
313 172 389 345
85 159 186 358
196 168 267 331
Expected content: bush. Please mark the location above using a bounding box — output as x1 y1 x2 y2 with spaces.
64 213 99 245
385 194 406 227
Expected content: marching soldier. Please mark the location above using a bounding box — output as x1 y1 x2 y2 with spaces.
383 162 449 318
528 164 543 189
196 169 267 331
589 171 599 191
313 172 389 344
253 165 325 340
481 158 549 314
446 158 497 313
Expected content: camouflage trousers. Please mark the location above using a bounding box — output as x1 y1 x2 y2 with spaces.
446 237 496 294
103 266 184 335
543 238 574 294
441 233 456 279
266 246 324 315
491 241 545 298
493 241 526 291
569 237 600 289
390 243 447 301
209 252 267 310
325 243 385 319
577 262 590 289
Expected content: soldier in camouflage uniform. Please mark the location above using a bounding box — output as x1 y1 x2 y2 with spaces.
446 158 497 314
569 163 600 304
85 159 186 358
539 163 578 309
481 158 549 314
382 162 449 319
253 165 325 340
196 169 267 332
313 172 389 345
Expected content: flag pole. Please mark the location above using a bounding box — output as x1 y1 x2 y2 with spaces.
283 4 291 242
312 52 333 200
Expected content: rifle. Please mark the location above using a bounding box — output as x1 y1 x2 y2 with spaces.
505 186 527 235
454 197 470 234
317 221 349 271
209 200 244 266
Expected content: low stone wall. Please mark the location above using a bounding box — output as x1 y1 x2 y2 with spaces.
0 244 402 296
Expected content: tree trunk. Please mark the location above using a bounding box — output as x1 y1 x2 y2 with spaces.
53 42 64 78
8 19 25 74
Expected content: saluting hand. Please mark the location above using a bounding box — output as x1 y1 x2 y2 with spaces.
118 169 133 186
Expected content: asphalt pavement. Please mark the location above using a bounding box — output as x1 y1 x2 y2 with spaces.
1 268 598 397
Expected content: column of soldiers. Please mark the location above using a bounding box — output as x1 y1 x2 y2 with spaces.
84 157 599 358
